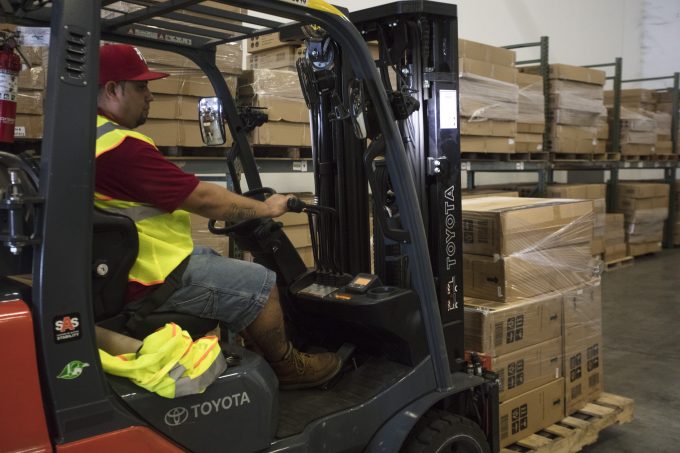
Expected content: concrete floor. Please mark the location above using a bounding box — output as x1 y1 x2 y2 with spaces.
582 248 680 453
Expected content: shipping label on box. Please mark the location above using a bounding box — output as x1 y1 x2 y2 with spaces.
470 337 562 402
499 378 565 448
464 292 562 356
461 197 594 256
564 324 603 415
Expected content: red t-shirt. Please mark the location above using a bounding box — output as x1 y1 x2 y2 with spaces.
95 136 200 302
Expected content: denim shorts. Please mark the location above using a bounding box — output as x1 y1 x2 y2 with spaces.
132 246 276 333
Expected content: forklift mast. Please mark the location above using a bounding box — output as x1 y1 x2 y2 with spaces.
296 3 464 370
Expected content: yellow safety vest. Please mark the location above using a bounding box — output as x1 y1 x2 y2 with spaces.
99 323 226 398
95 115 193 287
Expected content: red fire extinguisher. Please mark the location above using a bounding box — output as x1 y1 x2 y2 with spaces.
0 32 22 143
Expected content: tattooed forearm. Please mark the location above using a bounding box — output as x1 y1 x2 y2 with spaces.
228 206 257 222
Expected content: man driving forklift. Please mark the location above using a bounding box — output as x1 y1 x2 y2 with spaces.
94 43 341 390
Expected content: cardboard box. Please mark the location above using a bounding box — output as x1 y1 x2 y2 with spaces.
459 57 517 84
546 183 606 200
620 143 655 156
562 281 602 330
461 197 594 256
458 39 516 67
515 133 543 152
461 136 516 153
523 64 606 85
460 120 516 137
137 119 229 147
149 94 203 121
462 190 520 199
250 122 311 147
517 123 544 134
564 324 603 415
627 241 661 257
464 292 562 356
18 66 45 90
245 95 309 123
151 73 238 98
16 90 43 115
470 337 562 402
499 379 565 447
248 46 305 70
463 244 595 302
14 114 43 139
617 196 669 212
604 243 627 262
139 43 243 74
617 183 669 199
248 33 302 53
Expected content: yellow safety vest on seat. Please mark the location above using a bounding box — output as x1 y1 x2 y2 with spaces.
99 323 226 398
94 115 193 287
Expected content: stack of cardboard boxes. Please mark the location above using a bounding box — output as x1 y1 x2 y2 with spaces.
516 73 545 154
462 197 596 301
604 214 628 263
238 69 311 147
135 44 242 147
653 111 674 156
605 89 660 158
11 28 47 139
545 184 606 256
523 64 607 157
614 183 669 256
247 32 304 71
458 39 518 155
462 197 603 447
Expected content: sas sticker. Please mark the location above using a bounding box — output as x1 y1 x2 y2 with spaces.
53 313 81 343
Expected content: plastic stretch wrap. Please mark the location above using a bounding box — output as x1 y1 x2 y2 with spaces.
618 107 657 132
654 112 671 135
626 221 664 243
620 130 657 145
16 90 43 115
553 108 603 127
462 197 600 302
238 69 304 98
622 206 669 224
552 80 604 100
518 81 545 124
460 74 518 121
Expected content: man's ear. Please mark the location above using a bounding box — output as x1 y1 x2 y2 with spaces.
103 80 120 98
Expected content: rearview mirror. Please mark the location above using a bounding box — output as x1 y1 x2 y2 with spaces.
198 97 227 146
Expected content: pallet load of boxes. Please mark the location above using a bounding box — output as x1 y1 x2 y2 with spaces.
462 195 603 447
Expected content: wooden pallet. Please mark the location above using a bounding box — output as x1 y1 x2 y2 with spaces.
551 152 594 162
461 152 516 161
502 393 634 453
620 154 655 161
653 154 678 161
604 256 634 271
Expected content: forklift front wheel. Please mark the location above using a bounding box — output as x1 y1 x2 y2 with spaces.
401 410 490 453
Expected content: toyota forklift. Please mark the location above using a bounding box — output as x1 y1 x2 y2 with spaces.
0 1 499 452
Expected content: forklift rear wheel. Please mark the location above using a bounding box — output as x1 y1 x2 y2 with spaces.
401 410 490 453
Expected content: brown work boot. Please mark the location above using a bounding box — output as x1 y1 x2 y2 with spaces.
270 342 342 390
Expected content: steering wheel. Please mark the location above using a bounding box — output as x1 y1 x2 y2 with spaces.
208 187 276 236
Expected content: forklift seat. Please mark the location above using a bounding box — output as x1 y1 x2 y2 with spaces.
92 207 217 339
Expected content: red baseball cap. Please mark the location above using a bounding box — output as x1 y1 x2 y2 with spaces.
99 44 169 85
